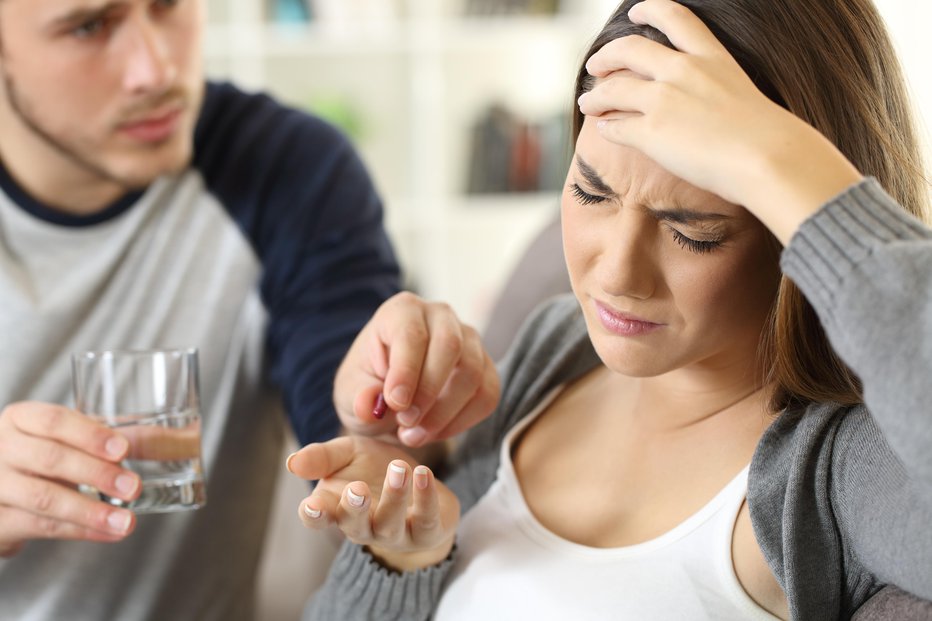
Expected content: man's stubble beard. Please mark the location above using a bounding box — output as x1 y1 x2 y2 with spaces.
1 68 189 191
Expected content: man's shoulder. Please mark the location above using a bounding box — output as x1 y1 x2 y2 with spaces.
192 81 353 179
189 81 377 224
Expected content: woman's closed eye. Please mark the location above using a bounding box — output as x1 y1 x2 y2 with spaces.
570 183 607 206
570 182 725 254
669 228 723 254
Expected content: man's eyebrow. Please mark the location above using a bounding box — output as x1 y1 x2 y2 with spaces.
49 2 122 29
575 156 617 197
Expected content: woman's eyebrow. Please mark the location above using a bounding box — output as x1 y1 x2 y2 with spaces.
576 156 617 197
575 156 732 224
647 207 732 224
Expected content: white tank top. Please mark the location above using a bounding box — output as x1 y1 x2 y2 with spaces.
435 387 781 621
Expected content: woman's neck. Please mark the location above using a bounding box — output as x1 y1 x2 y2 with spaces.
593 364 775 437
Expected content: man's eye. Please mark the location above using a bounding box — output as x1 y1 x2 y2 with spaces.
570 183 607 206
72 18 108 39
154 0 182 9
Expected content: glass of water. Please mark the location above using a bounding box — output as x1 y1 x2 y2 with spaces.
72 348 207 514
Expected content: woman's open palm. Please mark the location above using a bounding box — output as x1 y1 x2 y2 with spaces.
288 436 460 571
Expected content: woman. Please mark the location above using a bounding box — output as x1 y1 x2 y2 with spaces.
289 0 932 618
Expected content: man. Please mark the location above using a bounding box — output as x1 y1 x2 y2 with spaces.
0 0 498 619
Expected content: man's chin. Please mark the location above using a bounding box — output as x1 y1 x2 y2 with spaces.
109 151 192 189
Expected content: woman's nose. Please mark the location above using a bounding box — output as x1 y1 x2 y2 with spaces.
596 213 658 301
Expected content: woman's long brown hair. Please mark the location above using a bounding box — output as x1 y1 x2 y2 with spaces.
573 0 930 411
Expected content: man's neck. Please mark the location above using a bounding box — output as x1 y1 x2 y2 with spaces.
7 165 129 215
0 105 130 215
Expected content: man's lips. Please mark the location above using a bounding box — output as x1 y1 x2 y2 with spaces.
594 301 664 336
118 106 184 143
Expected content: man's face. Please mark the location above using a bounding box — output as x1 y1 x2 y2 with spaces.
0 0 206 189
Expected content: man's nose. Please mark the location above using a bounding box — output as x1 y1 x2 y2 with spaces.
122 16 176 94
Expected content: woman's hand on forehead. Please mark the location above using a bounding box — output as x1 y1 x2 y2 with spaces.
577 0 862 245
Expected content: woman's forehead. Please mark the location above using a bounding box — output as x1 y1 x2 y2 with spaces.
574 132 740 216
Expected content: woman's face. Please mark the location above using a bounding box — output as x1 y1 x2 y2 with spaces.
562 116 781 380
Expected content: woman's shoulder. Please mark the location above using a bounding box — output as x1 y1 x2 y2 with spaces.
501 294 586 361
495 294 595 394
749 401 883 495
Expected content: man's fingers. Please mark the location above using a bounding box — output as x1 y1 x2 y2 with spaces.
0 507 129 548
401 344 500 447
7 403 129 463
3 434 140 502
286 437 356 481
0 472 135 539
351 385 397 428
377 293 430 413
430 353 501 441
399 304 465 424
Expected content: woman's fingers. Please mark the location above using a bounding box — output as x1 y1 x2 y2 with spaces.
372 461 413 544
578 72 656 118
334 482 373 543
296 459 456 572
626 0 729 57
286 437 356 481
299 486 340 530
410 466 443 546
586 34 680 79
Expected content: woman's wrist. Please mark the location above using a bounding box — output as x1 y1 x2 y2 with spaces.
366 537 455 573
742 115 863 246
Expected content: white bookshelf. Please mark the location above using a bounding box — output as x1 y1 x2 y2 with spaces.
203 0 616 329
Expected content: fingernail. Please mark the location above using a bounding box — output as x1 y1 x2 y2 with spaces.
285 452 297 473
387 462 406 489
399 426 427 447
115 474 139 497
390 386 411 408
414 466 430 490
107 511 132 534
396 407 421 427
105 436 128 459
372 393 388 420
304 505 321 519
347 488 366 507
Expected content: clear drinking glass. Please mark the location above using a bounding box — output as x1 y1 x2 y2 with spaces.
72 348 207 514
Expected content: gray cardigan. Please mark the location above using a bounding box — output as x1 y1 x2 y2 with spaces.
306 178 932 621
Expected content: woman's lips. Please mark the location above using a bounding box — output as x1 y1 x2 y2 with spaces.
595 301 664 336
119 108 183 143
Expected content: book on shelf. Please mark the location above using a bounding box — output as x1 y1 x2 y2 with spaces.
463 0 562 16
266 0 405 24
466 103 571 196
